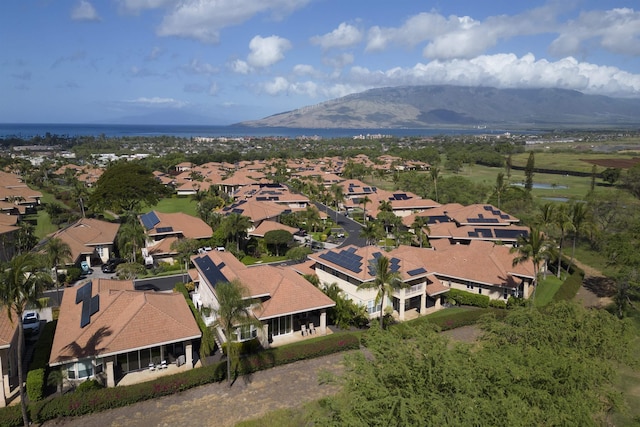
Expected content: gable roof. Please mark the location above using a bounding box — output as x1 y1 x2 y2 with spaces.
48 218 120 263
141 211 212 239
49 279 201 366
0 309 18 350
192 251 335 320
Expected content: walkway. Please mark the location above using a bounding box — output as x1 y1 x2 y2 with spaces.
41 352 348 427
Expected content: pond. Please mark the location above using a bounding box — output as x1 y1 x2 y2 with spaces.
541 197 570 203
511 182 568 190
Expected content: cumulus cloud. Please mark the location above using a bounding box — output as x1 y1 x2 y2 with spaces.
154 0 310 43
125 96 188 108
550 8 640 57
311 22 363 50
262 76 318 97
293 64 316 76
247 35 292 68
230 59 252 74
323 53 354 69
71 0 101 21
339 54 640 98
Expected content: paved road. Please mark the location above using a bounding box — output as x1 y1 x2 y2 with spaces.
42 351 349 427
311 201 366 248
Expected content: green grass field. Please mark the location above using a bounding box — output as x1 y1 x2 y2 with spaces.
534 275 564 307
510 150 639 173
144 196 198 217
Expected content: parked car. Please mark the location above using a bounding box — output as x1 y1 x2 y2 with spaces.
101 258 126 273
22 311 40 335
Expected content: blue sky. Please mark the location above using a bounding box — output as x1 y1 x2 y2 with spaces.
2 0 640 125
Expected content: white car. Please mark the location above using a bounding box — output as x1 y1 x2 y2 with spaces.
22 312 40 335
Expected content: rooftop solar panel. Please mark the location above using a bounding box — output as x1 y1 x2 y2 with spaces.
90 295 100 316
75 281 92 304
232 208 244 214
494 228 528 239
141 211 161 230
156 226 174 233
407 267 427 276
476 228 494 238
194 256 228 287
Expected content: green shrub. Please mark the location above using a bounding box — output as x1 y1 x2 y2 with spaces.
26 369 45 402
66 267 81 283
286 246 312 261
446 288 490 308
553 270 585 302
507 296 526 308
0 404 22 427
221 338 262 356
75 379 104 393
413 308 508 331
488 299 507 309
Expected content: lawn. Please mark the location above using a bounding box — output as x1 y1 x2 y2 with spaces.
510 150 640 174
144 196 198 217
534 275 564 307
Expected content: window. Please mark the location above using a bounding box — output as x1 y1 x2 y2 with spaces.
466 282 474 290
366 300 382 314
503 289 509 299
237 325 258 342
66 360 94 380
478 288 482 295
269 315 292 337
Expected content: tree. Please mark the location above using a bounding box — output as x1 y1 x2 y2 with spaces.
568 202 590 272
622 163 640 198
510 227 551 303
264 230 292 256
170 238 199 277
524 151 535 192
44 237 72 303
213 280 262 385
115 262 145 280
88 161 168 214
429 166 440 203
360 222 381 246
222 213 252 252
0 253 52 426
357 255 406 329
601 167 621 185
359 195 372 224
411 216 430 248
554 204 574 278
494 172 508 210
331 184 345 223
116 219 146 263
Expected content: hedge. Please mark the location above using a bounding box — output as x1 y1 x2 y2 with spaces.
553 268 585 302
446 288 490 308
26 369 45 402
0 332 360 426
410 308 508 331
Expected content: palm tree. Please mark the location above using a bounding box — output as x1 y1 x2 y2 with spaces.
116 220 146 263
510 226 551 303
554 204 574 278
430 166 441 203
213 280 262 385
411 216 430 248
360 222 381 246
222 213 252 253
357 255 406 329
170 238 199 279
0 253 52 426
567 202 590 273
44 237 72 304
494 172 508 210
304 206 321 233
360 195 372 224
331 184 345 223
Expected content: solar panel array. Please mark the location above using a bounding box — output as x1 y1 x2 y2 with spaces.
319 249 363 273
494 228 528 239
367 254 401 275
407 267 427 276
428 215 449 224
483 205 511 220
391 193 409 200
155 226 174 233
76 281 99 328
467 217 500 223
141 211 161 230
194 256 228 287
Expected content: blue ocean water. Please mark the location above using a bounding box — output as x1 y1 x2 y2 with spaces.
0 123 510 139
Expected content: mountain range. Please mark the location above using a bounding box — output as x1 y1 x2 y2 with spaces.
238 85 640 129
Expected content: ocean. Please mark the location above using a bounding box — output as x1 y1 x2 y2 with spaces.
0 123 510 139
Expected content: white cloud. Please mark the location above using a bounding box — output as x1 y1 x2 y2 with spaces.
126 96 188 108
230 59 251 74
71 0 101 21
209 82 219 96
154 0 310 43
339 54 640 98
247 35 292 68
550 8 640 57
183 58 218 75
311 22 363 50
293 64 316 76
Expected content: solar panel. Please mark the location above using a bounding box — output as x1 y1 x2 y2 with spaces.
141 211 161 230
319 249 363 273
232 208 244 214
90 295 100 315
407 267 427 276
476 228 494 238
494 228 528 239
389 257 401 272
75 281 92 304
194 256 228 287
500 214 511 219
156 226 174 233
483 205 493 211
467 218 499 223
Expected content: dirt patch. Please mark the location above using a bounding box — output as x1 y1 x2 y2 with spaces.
441 325 482 344
581 157 640 169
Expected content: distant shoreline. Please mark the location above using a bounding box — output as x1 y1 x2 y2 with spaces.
0 123 524 139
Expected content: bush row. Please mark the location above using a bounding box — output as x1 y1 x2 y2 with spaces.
410 308 508 332
446 288 490 308
0 332 359 426
553 268 585 302
26 320 58 402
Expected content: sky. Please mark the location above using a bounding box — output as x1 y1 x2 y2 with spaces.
2 0 640 125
